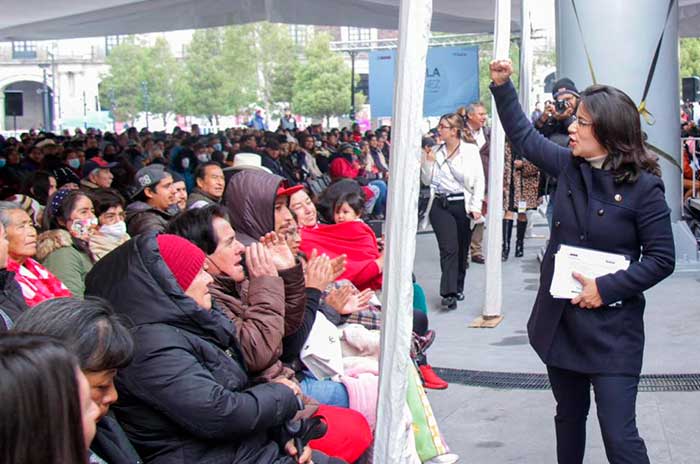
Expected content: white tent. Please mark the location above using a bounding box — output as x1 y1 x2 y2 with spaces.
681 0 700 37
0 0 521 40
0 1 520 462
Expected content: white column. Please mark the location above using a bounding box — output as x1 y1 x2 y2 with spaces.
556 0 697 261
373 0 432 461
519 0 533 113
481 0 512 318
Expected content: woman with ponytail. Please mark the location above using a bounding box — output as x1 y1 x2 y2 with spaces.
420 113 485 310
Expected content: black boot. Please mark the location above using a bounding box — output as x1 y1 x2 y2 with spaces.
515 220 527 257
502 219 513 261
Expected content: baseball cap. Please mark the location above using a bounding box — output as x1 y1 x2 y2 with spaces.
132 164 170 197
276 182 304 198
83 156 118 178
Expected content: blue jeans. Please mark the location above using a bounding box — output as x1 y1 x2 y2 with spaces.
299 373 349 407
368 180 387 215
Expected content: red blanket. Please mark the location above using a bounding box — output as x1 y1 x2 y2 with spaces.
300 221 382 290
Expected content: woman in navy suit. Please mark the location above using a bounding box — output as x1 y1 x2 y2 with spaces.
489 60 675 464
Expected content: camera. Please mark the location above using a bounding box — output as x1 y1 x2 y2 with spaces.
555 99 568 114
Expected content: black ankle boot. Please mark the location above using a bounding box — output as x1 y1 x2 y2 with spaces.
515 220 527 257
502 219 513 261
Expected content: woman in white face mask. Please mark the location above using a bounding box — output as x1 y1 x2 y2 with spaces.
88 189 130 262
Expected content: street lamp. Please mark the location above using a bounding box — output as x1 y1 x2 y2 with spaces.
141 81 150 129
38 63 52 131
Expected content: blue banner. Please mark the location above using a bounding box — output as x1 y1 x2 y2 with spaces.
368 45 480 118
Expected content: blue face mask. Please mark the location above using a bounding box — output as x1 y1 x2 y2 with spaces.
68 158 81 169
0 159 6 168
213 143 222 152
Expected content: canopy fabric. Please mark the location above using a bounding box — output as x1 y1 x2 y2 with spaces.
0 0 521 41
681 0 700 37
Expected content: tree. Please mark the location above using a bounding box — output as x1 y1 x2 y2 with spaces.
680 38 700 78
292 33 360 123
180 28 236 125
146 37 179 124
477 39 520 113
221 25 258 113
99 39 150 122
251 23 301 107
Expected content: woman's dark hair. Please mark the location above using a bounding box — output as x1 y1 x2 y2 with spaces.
43 189 92 231
90 189 126 217
0 333 88 464
22 170 55 205
13 297 133 372
166 204 231 254
333 191 365 220
579 84 661 183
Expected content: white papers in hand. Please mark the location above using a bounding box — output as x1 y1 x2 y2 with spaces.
549 245 630 299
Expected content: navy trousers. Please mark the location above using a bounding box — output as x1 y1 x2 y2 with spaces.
547 366 650 464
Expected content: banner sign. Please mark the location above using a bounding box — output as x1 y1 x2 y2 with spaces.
369 45 480 118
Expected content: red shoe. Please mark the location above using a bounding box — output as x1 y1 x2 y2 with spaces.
419 364 448 390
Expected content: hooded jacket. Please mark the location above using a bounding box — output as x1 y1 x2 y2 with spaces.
224 170 307 336
85 233 301 464
125 201 173 237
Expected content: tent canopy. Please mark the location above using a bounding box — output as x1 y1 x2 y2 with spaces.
681 0 700 37
0 0 522 41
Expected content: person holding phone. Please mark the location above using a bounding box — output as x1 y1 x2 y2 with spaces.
420 113 485 311
489 59 675 464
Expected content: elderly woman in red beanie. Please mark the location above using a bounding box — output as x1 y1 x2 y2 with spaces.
85 233 344 464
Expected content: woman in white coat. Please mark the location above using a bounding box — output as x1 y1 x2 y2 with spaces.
421 113 485 310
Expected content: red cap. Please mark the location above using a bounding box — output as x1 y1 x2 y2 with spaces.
156 234 206 291
276 183 304 198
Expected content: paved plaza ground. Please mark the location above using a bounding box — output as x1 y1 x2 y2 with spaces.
413 222 700 463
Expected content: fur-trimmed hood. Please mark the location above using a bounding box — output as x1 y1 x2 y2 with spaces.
36 229 74 261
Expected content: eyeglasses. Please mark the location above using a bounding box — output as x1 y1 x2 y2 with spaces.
438 124 453 130
572 115 593 128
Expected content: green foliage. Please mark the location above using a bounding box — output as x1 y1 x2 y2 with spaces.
477 39 520 113
179 28 232 122
292 33 353 120
680 38 700 79
99 39 149 121
251 23 301 106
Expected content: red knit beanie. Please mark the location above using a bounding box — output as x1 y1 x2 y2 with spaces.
156 234 206 291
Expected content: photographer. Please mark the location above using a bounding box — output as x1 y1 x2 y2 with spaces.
535 78 580 227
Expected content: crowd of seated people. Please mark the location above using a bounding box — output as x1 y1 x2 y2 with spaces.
0 123 456 464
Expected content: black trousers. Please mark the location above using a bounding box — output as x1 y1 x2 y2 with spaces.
547 366 650 464
429 198 472 298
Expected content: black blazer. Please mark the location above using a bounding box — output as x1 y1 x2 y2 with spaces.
491 81 675 375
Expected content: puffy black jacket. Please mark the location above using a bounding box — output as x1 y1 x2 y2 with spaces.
85 233 301 464
125 202 173 237
91 413 143 464
0 269 28 331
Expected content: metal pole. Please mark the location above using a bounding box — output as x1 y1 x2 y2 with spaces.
350 51 356 121
82 91 87 129
42 68 50 131
49 51 56 131
141 81 149 129
373 0 432 461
